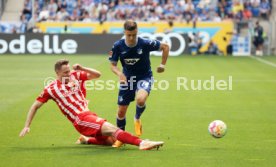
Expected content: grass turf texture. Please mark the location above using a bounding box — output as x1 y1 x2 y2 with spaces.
0 55 276 167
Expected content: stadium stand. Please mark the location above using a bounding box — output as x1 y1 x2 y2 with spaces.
0 0 275 54
15 0 272 23
0 0 272 33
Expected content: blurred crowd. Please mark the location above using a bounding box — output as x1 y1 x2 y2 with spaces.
0 0 273 33
21 0 272 23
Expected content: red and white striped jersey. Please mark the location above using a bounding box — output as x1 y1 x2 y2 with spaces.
37 71 89 122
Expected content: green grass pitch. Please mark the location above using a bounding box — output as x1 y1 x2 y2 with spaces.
0 55 276 167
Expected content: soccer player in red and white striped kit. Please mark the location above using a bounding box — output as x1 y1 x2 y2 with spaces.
19 59 164 150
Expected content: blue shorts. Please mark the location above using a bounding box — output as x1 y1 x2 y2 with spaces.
117 76 153 105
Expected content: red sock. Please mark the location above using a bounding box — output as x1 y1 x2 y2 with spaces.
113 129 142 146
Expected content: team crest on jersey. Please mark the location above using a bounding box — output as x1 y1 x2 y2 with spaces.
124 58 140 65
60 80 80 97
137 48 143 55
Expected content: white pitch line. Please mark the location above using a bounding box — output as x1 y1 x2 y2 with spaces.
250 56 276 68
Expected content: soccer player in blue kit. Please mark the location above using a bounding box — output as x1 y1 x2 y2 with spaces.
109 20 169 147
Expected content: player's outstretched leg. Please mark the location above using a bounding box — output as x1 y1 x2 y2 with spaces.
102 122 164 150
76 135 115 146
112 140 124 148
113 128 164 150
113 116 126 147
139 140 164 150
113 105 128 148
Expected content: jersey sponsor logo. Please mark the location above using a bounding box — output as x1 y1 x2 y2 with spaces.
137 48 143 55
124 58 140 65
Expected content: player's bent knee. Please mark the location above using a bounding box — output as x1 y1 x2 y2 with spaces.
136 90 148 106
101 122 119 136
136 97 146 106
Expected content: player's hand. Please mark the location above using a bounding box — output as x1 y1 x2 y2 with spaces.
119 73 127 84
19 127 30 137
157 64 165 73
73 64 83 71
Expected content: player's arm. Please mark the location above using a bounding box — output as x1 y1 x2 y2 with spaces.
157 43 169 73
109 43 126 83
110 62 127 84
73 64 101 80
19 100 44 137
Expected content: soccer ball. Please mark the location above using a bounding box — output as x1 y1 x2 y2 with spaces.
208 120 227 138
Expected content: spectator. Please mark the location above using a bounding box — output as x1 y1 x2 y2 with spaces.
183 0 195 23
206 41 219 55
225 37 233 55
48 7 57 21
70 8 81 21
56 6 69 21
98 7 108 22
250 0 261 8
213 12 222 22
253 21 264 56
232 1 244 20
22 0 32 20
48 0 58 14
188 32 203 55
19 15 28 33
82 10 92 22
38 7 49 21
37 0 44 11
243 7 252 20
199 9 210 21
217 3 227 20
164 21 174 33
259 0 271 19
66 0 77 15
57 0 67 12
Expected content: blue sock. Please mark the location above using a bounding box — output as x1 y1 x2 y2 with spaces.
135 104 146 120
117 117 126 130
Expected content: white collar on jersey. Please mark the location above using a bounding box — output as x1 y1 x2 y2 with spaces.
124 37 138 48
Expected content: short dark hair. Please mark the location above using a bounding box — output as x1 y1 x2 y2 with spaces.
55 59 69 72
124 20 137 31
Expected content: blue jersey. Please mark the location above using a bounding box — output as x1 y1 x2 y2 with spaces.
109 37 161 78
